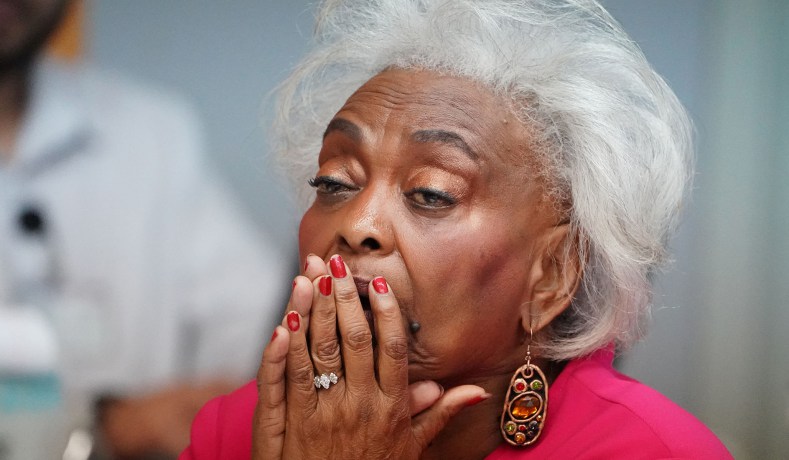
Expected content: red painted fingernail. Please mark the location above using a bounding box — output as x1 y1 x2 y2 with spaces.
303 259 309 272
330 255 347 278
466 393 492 407
319 275 332 296
286 311 300 332
270 328 278 342
292 279 297 290
372 276 388 294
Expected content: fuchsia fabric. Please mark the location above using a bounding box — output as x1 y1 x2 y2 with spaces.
180 347 731 459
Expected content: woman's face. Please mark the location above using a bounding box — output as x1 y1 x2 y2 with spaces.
299 69 561 386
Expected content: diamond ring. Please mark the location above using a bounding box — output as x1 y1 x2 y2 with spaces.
314 372 339 389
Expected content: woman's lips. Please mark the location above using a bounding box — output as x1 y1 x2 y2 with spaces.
354 276 371 301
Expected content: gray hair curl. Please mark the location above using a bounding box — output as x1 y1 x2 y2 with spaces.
271 0 693 360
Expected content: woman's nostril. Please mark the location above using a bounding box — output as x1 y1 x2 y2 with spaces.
361 237 381 250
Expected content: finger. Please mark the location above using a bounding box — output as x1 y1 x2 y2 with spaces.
369 276 408 398
408 381 443 416
252 326 289 460
411 385 491 451
309 275 343 378
302 253 328 280
329 255 375 389
288 276 314 319
284 311 319 411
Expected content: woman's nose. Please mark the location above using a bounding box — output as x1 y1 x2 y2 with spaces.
336 188 393 254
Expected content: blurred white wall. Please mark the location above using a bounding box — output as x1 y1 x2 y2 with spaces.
87 1 788 458
90 0 315 254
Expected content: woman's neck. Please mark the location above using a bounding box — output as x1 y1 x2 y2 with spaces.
421 359 567 460
422 377 508 460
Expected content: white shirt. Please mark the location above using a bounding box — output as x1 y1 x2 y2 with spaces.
0 60 290 396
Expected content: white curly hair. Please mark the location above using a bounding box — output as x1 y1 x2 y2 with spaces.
270 0 693 361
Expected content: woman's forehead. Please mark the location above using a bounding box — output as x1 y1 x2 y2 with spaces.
340 69 505 119
332 69 534 166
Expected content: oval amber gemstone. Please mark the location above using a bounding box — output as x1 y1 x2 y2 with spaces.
510 394 541 420
514 432 527 444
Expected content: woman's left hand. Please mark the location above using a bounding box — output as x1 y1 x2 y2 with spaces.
252 254 487 459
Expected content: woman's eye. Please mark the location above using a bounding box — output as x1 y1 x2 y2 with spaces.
406 188 457 209
308 176 356 195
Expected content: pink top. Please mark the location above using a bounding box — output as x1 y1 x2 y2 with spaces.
180 347 731 459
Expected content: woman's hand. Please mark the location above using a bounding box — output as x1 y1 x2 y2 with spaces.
253 254 488 459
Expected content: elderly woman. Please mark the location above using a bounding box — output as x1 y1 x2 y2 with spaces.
182 0 731 458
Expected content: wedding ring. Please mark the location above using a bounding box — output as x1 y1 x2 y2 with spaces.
314 372 339 389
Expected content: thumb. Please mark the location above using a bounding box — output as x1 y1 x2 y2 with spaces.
408 380 444 416
410 385 491 450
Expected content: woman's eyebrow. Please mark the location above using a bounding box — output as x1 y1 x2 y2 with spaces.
412 129 479 161
323 118 361 141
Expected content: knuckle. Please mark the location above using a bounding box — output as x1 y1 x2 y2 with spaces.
254 412 285 436
343 324 373 352
260 366 286 387
375 302 401 322
313 339 341 363
334 286 360 304
262 346 286 365
260 390 285 411
289 337 310 357
288 361 315 391
381 336 409 362
313 304 336 323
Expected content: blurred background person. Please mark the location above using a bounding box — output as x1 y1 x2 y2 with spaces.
0 1 289 458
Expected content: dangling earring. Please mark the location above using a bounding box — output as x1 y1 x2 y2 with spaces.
500 326 548 446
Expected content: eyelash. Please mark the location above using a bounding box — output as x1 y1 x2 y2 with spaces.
405 187 457 208
308 176 457 209
308 176 357 194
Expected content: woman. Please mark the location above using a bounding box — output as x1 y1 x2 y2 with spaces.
182 0 732 458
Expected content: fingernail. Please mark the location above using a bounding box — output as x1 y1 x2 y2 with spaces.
286 311 300 332
270 328 278 342
319 275 332 296
303 259 309 272
372 276 388 294
330 255 347 278
292 279 297 291
466 393 492 407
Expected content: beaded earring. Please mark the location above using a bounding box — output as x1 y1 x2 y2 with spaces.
500 326 548 446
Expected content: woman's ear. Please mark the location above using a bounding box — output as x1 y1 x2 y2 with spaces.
522 224 582 332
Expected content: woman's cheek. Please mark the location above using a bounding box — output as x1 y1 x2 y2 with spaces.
298 207 325 256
